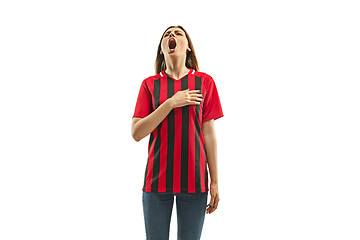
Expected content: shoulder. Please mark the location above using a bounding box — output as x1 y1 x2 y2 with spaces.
194 71 216 92
140 72 162 86
195 71 215 82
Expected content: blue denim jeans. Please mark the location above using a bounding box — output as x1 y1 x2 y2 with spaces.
142 191 208 240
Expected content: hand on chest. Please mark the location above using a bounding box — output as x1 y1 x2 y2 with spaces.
152 76 206 110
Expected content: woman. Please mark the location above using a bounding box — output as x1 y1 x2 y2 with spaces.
131 25 224 240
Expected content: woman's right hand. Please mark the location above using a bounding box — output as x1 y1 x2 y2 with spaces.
169 89 203 109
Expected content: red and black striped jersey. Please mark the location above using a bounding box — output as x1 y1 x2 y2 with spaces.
132 68 224 193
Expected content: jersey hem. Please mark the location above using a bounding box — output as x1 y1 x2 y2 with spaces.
142 189 209 193
203 113 224 122
132 114 147 118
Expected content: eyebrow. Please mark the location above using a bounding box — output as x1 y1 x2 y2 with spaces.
165 30 184 34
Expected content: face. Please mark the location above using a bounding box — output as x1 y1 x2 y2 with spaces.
161 27 189 57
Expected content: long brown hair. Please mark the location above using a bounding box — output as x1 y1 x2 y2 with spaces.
155 25 199 75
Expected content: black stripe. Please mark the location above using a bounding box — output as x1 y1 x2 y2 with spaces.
166 77 175 192
181 76 189 193
194 76 201 191
151 78 161 192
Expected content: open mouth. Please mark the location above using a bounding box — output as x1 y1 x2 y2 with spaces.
168 38 176 51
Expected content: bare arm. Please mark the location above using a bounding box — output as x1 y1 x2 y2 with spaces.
202 119 221 214
131 89 203 142
202 119 218 184
131 99 174 142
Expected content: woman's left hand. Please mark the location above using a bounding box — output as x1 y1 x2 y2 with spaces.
206 182 220 214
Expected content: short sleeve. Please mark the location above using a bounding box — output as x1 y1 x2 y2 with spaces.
132 79 152 118
202 75 224 122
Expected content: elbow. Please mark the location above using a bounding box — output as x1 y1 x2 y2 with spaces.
131 129 143 142
132 131 141 142
131 118 147 142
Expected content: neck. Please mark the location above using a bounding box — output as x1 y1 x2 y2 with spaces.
164 56 190 80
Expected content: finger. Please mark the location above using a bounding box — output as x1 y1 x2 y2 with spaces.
186 92 202 98
210 196 219 214
188 89 201 93
206 199 213 208
189 97 203 102
209 194 219 214
207 196 215 214
209 202 215 214
182 88 189 92
206 204 212 214
209 205 216 214
189 92 202 96
189 94 204 98
206 200 212 213
208 204 214 214
187 100 201 105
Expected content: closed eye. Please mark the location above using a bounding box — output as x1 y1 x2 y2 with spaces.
164 32 183 37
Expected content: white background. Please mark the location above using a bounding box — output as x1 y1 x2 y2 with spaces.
1 0 359 239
